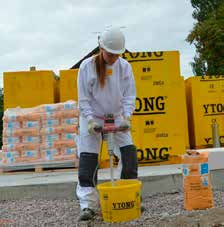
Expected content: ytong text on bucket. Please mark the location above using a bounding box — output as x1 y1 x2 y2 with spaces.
112 201 135 210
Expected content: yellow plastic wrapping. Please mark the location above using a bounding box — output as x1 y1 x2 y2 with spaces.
59 69 78 102
185 75 224 148
3 70 58 110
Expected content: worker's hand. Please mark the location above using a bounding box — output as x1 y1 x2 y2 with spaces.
119 116 131 131
88 119 102 135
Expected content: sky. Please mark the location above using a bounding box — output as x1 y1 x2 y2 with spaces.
0 0 196 88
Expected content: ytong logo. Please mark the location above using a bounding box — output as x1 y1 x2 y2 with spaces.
134 96 166 115
112 201 135 210
113 146 170 164
137 147 170 162
200 75 224 81
121 51 164 62
204 136 224 145
203 103 224 116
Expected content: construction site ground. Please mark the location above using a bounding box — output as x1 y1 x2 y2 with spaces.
1 190 224 226
1 162 224 226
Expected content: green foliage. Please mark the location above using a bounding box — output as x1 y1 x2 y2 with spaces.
191 0 223 21
187 0 224 75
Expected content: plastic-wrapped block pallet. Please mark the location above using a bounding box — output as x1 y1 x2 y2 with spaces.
185 75 224 149
3 70 58 110
59 69 78 102
132 77 189 165
121 51 181 82
0 101 79 165
99 51 189 167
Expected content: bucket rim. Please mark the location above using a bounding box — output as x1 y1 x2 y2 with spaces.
97 179 142 190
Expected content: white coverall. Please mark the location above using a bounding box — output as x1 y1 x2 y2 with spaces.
76 56 136 210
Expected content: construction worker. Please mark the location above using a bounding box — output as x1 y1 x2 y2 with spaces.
76 27 138 221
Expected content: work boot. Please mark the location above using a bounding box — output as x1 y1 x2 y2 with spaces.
79 208 95 221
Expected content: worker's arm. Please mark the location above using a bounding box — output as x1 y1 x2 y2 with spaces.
77 63 94 122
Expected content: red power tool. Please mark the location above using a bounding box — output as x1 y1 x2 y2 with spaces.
94 114 128 185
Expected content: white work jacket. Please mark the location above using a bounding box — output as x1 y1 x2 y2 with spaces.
77 56 136 121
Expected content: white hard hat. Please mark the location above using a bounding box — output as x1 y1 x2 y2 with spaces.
99 27 125 54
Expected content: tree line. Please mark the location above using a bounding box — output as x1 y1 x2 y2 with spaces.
187 0 224 76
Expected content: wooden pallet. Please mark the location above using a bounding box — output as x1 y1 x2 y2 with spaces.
0 159 78 174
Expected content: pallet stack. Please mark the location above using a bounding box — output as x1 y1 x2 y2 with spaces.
124 51 189 165
0 100 79 166
3 70 59 110
185 75 224 148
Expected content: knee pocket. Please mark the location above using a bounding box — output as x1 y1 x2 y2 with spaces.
78 152 98 187
120 145 138 179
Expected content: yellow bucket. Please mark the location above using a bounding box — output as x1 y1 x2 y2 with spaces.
97 179 142 222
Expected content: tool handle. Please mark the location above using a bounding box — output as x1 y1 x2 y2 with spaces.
102 125 127 133
93 126 103 133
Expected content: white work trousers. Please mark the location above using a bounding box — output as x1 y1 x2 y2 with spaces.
76 115 133 210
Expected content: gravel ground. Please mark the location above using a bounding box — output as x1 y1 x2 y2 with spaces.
1 190 224 227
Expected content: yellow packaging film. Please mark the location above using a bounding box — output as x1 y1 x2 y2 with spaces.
132 79 188 165
121 51 181 84
99 77 189 167
4 71 58 110
186 75 224 148
91 51 188 167
59 69 78 102
54 78 60 103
